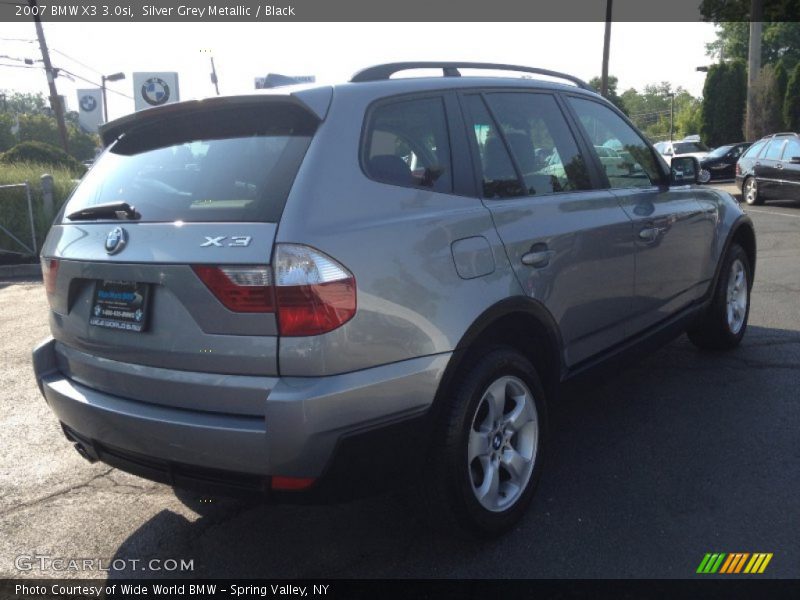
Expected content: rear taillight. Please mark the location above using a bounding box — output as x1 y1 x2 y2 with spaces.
273 244 356 337
735 163 741 176
192 265 275 313
192 244 356 336
41 258 59 296
271 476 316 491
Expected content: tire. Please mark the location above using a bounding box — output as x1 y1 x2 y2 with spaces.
743 176 763 206
698 169 711 184
417 346 547 537
688 243 752 351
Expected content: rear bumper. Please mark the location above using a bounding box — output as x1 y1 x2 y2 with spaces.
33 337 448 497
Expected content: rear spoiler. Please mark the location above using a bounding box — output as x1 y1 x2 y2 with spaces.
99 87 333 147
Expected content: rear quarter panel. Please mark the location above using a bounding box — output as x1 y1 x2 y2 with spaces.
275 85 523 376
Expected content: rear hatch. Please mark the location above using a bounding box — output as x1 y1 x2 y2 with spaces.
40 97 322 411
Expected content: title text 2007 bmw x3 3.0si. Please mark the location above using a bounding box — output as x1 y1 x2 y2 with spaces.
32 63 756 536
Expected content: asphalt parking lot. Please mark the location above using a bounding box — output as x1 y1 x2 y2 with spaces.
1 185 798 579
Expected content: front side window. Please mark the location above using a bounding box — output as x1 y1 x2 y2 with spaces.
568 97 663 189
363 97 453 193
742 140 767 159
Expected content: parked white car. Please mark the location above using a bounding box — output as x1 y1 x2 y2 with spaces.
654 140 710 165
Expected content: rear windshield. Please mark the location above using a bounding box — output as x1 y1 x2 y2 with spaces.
62 103 317 223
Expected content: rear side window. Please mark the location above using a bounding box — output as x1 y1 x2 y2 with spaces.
62 103 317 223
568 96 663 189
464 95 524 198
363 96 453 193
764 139 786 160
783 138 800 160
466 92 592 197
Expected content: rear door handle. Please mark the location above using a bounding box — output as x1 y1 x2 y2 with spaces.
521 249 555 268
777 163 784 170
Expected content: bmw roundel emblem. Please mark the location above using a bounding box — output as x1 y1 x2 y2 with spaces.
105 227 128 255
80 95 97 112
141 77 170 106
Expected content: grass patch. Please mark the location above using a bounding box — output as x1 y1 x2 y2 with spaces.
0 161 80 261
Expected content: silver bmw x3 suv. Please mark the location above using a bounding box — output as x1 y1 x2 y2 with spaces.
32 62 756 536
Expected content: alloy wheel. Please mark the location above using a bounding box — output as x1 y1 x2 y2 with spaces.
468 375 539 512
726 258 748 335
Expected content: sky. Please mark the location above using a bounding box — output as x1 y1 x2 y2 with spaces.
1 22 719 121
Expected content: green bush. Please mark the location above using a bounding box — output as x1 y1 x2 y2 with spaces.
0 161 79 258
1 141 86 175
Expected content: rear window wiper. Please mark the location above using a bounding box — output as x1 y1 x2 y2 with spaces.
66 201 141 221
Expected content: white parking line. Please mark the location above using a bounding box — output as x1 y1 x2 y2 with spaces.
746 208 800 219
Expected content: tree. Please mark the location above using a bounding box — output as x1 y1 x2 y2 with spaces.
775 61 789 129
620 83 698 142
589 76 627 114
701 1 800 71
0 92 48 116
785 63 800 131
700 62 747 146
675 99 703 138
16 114 99 161
748 65 786 139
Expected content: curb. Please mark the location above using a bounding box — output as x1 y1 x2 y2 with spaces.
0 263 42 279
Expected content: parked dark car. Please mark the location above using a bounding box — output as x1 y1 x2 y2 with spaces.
698 142 751 183
737 133 800 205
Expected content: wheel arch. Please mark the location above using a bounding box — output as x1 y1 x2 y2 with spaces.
719 215 756 290
430 297 565 425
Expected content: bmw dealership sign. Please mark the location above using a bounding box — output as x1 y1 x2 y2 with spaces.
76 88 103 132
133 72 180 111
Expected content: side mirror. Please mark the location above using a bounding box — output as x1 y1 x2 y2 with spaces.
670 156 699 185
790 156 800 164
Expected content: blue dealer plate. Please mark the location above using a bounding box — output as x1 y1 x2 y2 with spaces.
89 280 151 332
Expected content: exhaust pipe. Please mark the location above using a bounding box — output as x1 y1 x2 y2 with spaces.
73 442 98 464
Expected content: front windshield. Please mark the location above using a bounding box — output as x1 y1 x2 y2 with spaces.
708 145 734 158
674 141 709 154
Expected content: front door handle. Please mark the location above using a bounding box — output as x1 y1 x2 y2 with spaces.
521 248 555 268
639 227 661 242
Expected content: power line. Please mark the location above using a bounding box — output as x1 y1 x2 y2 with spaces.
51 48 104 76
56 66 133 99
0 62 39 69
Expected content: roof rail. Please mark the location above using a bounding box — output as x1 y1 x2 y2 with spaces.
350 62 594 91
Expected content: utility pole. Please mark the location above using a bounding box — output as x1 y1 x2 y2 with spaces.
29 0 69 153
745 0 763 141
600 0 613 97
210 56 220 95
669 93 675 141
